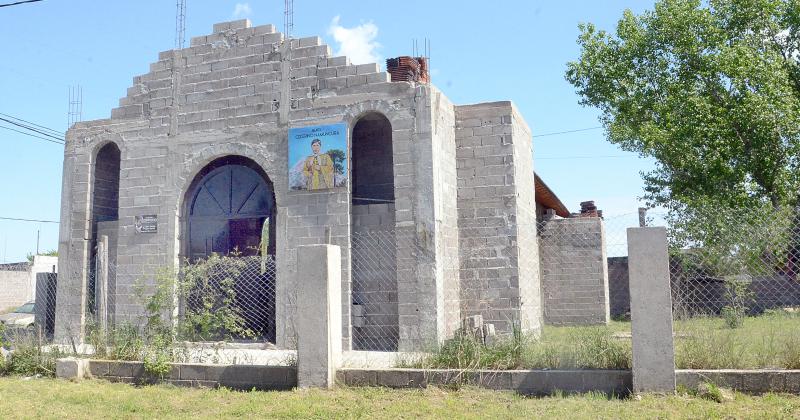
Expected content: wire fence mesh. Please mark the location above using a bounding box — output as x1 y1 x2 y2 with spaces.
0 262 33 316
21 207 796 371
350 228 400 352
7 253 294 366
666 206 800 369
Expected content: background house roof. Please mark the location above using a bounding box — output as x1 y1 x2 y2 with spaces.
535 173 570 218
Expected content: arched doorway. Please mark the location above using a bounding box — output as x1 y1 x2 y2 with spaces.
89 142 120 319
350 112 398 351
184 156 276 341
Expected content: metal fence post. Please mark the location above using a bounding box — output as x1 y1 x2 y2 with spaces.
627 227 675 393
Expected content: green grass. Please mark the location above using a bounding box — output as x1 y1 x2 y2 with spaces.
412 313 800 371
674 311 800 369
1 377 799 419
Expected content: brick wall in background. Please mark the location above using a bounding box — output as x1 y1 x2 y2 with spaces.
539 217 610 325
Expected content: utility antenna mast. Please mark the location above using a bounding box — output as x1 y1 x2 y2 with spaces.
284 0 294 39
175 0 187 49
68 85 82 129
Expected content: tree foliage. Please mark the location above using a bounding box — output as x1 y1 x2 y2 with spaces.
566 0 800 213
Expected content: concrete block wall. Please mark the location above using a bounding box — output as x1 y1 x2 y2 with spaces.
607 256 630 318
455 101 541 335
0 257 58 312
539 217 610 325
428 88 461 339
351 203 398 350
55 19 449 351
510 107 541 333
0 268 30 311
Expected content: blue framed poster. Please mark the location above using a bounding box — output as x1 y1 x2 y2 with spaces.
288 123 347 191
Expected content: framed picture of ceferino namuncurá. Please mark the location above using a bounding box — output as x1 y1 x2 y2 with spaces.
288 123 348 191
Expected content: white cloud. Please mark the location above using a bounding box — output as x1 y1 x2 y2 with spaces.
232 3 252 18
327 16 381 65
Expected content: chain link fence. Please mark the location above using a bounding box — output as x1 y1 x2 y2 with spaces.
350 228 401 351
12 205 800 372
0 262 32 316
666 206 800 369
12 253 294 366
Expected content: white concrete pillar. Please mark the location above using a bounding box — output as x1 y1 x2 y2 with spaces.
627 227 675 393
296 244 342 388
96 235 109 332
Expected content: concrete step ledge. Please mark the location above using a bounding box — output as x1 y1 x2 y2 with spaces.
58 359 297 391
59 360 800 395
677 370 800 394
337 368 632 396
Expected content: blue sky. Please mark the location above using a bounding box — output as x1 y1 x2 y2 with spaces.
0 0 657 262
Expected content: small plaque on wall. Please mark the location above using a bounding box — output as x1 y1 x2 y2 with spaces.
135 215 158 233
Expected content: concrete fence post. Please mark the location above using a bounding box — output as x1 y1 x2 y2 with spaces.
296 244 342 389
96 235 109 332
627 227 675 393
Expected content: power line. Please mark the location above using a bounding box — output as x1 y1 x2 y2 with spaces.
0 124 65 145
0 113 63 136
536 155 634 160
0 216 59 224
0 116 64 141
533 126 603 138
0 0 43 7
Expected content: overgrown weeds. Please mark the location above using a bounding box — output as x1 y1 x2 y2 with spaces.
177 253 255 342
1 328 64 377
409 325 631 371
79 254 268 376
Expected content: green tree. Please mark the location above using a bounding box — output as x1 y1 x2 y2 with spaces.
327 148 346 175
566 0 800 274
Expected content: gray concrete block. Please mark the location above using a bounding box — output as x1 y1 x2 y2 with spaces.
87 360 110 377
179 363 209 381
296 245 342 388
213 19 251 32
376 369 411 388
478 371 512 390
341 369 378 386
106 361 141 378
56 358 87 380
628 227 675 394
676 370 800 394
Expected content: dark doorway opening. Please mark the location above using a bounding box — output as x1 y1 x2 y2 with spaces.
350 113 399 351
351 113 395 205
184 156 277 342
89 142 120 315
